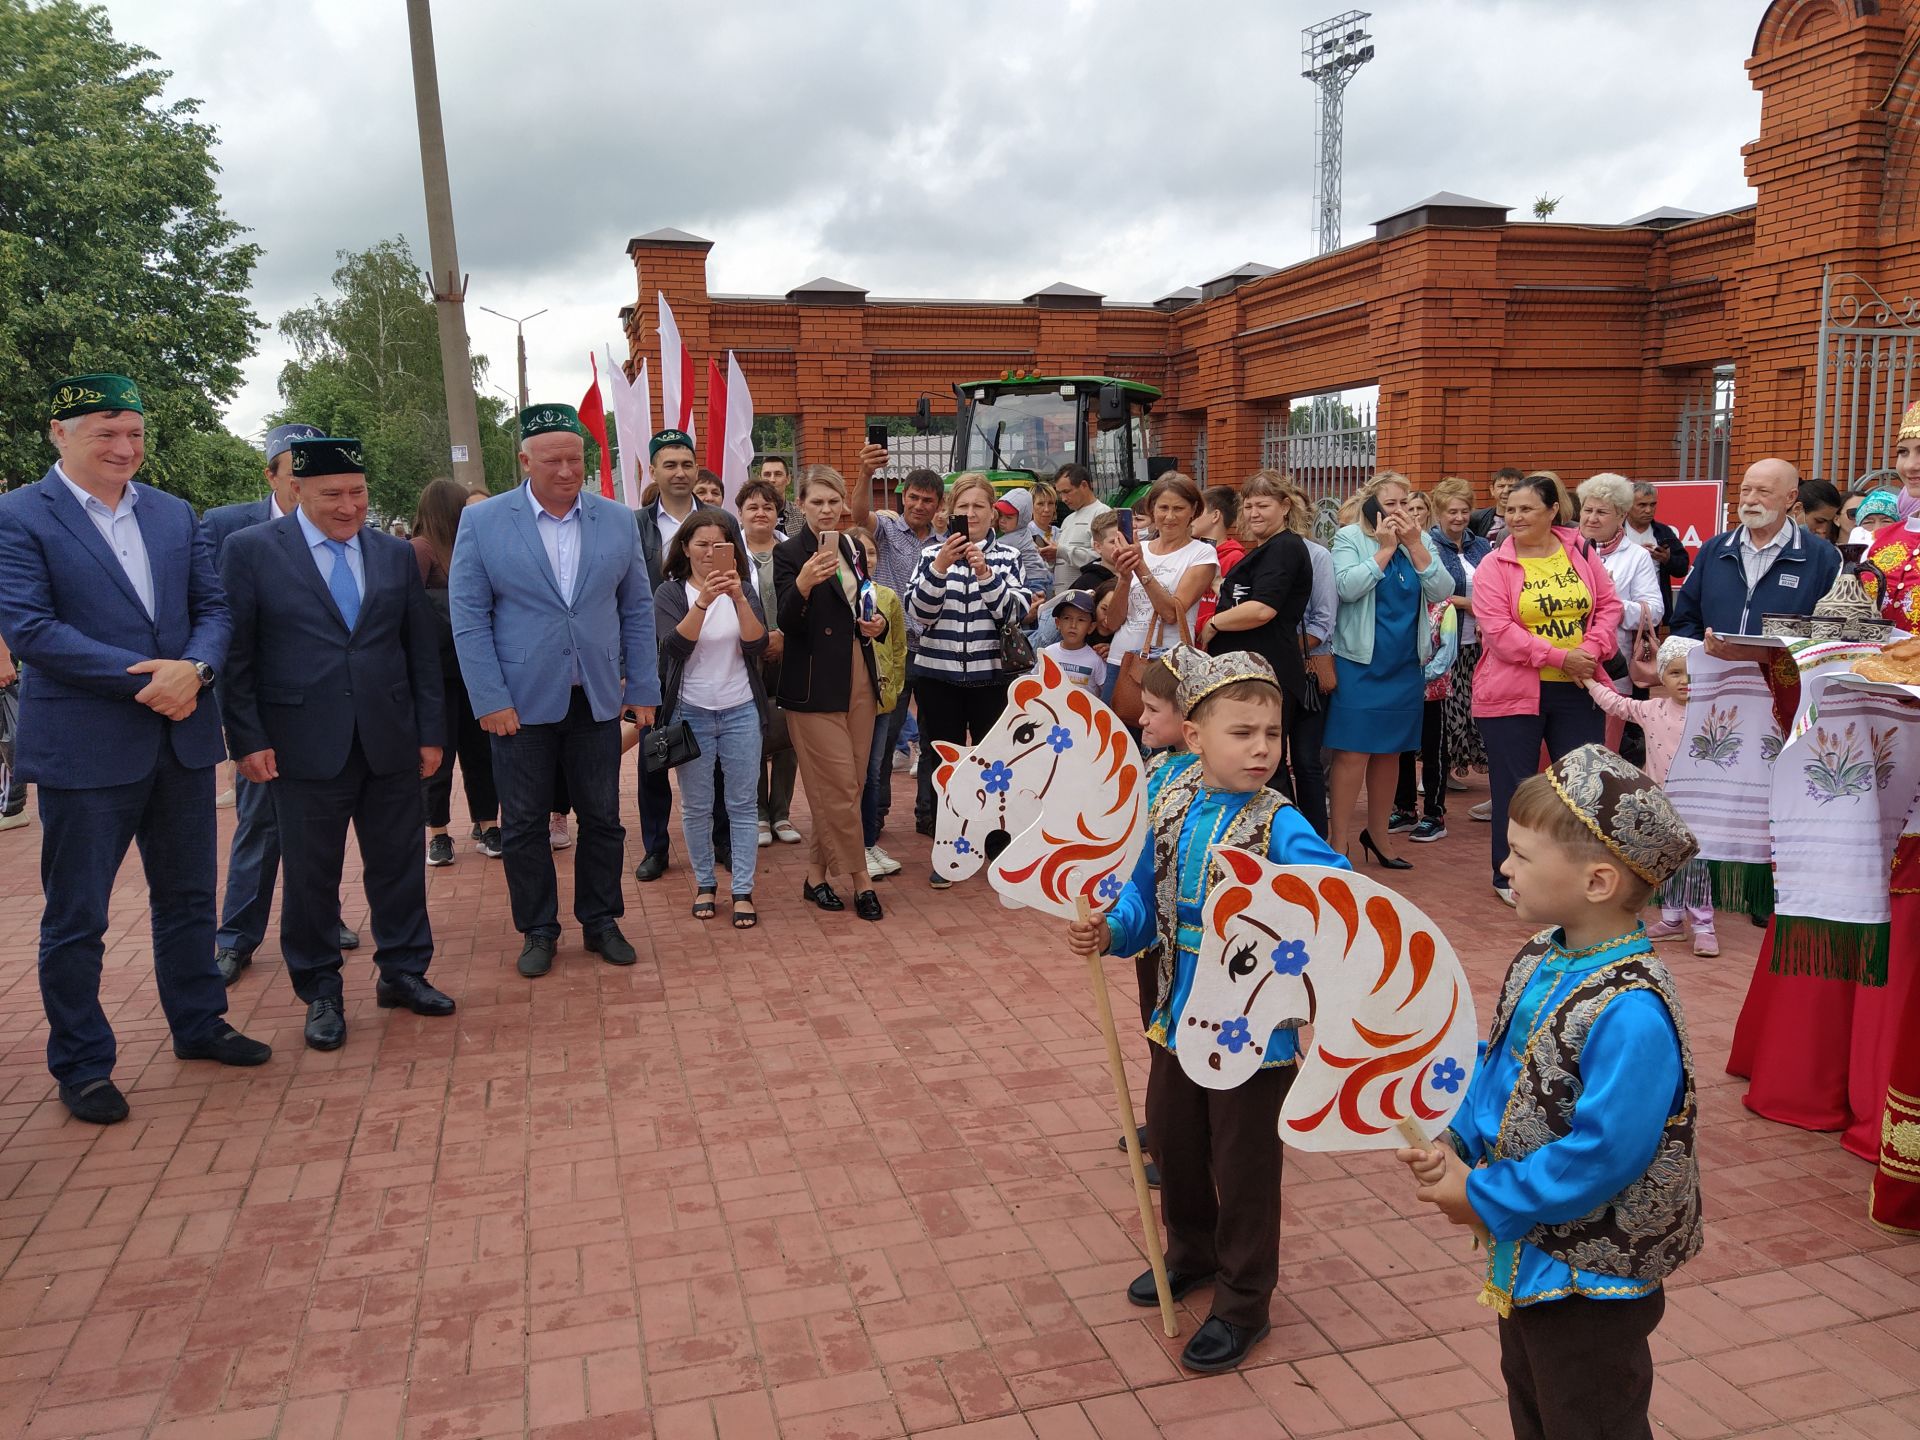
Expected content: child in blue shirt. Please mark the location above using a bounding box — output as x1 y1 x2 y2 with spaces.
1070 647 1348 1374
1399 744 1702 1440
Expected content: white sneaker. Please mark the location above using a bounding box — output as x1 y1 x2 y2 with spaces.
757 823 773 848
548 815 573 850
1470 800 1493 822
0 810 29 832
1493 884 1516 908
867 846 902 877
893 744 915 773
773 822 803 844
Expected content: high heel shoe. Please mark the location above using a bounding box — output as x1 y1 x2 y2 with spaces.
1358 829 1413 870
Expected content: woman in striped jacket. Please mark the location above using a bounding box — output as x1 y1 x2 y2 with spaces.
909 471 1032 888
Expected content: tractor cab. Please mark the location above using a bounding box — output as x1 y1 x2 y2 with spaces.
947 374 1162 502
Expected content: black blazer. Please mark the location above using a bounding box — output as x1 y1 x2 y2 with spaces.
218 516 444 780
772 526 882 714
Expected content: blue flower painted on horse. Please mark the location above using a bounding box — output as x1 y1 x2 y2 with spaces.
1270 938 1310 975
1096 873 1124 902
1430 1057 1466 1094
953 836 972 855
1046 725 1074 754
982 760 1014 795
1218 1017 1253 1054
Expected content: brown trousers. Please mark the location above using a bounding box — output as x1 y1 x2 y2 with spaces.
787 645 876 880
1498 1290 1664 1440
1145 1042 1292 1329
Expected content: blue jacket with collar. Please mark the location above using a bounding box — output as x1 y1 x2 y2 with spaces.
1667 523 1839 639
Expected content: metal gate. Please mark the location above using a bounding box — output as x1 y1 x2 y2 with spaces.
1673 365 1734 485
1264 391 1377 540
1811 265 1920 488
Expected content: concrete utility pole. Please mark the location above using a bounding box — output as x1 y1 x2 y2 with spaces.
479 306 547 413
405 0 488 493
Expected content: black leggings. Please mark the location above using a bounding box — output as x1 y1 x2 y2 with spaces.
913 676 1012 773
1394 699 1448 820
423 675 498 828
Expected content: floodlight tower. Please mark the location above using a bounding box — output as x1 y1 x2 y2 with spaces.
1302 11 1375 254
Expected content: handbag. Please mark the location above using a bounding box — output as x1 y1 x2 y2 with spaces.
1113 609 1194 727
997 616 1037 674
643 717 701 774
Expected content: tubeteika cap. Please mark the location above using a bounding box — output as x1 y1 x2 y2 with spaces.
264 422 325 464
49 373 142 421
650 428 694 460
519 403 585 441
1166 644 1281 717
287 437 366 477
1541 743 1699 885
1900 402 1920 442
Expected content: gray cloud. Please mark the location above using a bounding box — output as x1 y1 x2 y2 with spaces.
99 0 1759 438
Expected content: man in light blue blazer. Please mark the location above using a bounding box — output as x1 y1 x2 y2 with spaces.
449 403 659 979
0 373 272 1126
199 422 360 983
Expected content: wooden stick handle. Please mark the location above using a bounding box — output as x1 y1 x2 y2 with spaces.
1395 1118 1430 1148
1077 896 1178 1339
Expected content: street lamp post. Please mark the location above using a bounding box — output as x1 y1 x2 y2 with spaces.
478 306 547 413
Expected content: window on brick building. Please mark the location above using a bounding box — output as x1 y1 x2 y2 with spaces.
1674 366 1733 486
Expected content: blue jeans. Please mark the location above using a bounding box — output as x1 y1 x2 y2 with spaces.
677 702 762 894
862 708 894 848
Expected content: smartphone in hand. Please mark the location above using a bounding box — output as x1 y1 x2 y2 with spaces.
866 423 890 449
818 529 839 554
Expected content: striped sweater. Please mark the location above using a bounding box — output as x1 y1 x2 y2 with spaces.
908 536 1031 684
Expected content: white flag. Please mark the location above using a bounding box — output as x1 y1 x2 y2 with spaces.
658 291 694 441
604 347 651 509
721 351 755 510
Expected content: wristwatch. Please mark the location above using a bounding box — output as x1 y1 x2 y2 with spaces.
190 660 215 689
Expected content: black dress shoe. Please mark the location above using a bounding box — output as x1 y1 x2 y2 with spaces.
802 880 844 912
854 889 883 921
1179 1314 1270 1374
174 1025 273 1066
517 933 556 978
1128 1266 1216 1308
375 973 456 1015
585 926 637 966
303 999 346 1051
338 925 361 950
59 1078 129 1125
633 852 668 882
214 946 251 987
914 815 935 839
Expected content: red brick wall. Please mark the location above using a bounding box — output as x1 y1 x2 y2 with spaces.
623 0 1920 502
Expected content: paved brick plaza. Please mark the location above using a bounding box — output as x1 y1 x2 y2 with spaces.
0 767 1915 1440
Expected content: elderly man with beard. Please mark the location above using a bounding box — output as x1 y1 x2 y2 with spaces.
1669 458 1840 639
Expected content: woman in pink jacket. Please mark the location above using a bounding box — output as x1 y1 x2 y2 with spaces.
1470 474 1623 905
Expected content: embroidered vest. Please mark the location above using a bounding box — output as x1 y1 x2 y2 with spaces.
1142 764 1285 1018
1484 934 1704 1286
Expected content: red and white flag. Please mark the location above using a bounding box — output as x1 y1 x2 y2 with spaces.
579 354 614 500
721 350 755 509
657 292 696 440
603 346 651 508
704 357 727 474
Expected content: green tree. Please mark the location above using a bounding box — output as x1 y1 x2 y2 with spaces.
1532 194 1562 220
0 0 262 503
274 236 519 521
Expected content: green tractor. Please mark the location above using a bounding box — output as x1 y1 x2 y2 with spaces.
946 372 1163 504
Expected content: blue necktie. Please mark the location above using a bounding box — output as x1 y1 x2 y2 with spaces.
323 538 360 630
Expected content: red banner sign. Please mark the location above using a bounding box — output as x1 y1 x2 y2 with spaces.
1651 481 1726 559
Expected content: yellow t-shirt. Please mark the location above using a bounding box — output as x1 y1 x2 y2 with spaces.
1516 548 1592 682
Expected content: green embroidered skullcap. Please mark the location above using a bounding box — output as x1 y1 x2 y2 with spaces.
49 373 143 421
518 403 585 440
288 437 366 477
650 428 694 460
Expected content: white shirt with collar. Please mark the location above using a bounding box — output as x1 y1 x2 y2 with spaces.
654 498 694 551
1736 519 1795 593
294 505 365 600
523 480 583 603
56 463 154 619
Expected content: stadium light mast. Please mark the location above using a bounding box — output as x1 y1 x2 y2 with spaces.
1302 11 1375 255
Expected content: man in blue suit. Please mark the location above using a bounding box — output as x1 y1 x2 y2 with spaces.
220 436 452 1049
450 404 659 978
0 373 272 1125
200 421 360 983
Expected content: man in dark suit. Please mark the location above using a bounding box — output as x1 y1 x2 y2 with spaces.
451 404 658 978
631 429 700 880
218 436 452 1050
0 373 272 1124
200 422 359 983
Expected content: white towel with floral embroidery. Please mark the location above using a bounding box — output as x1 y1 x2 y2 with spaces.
1665 653 1782 886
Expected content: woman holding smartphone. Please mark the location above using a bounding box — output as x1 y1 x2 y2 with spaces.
773 466 891 921
655 511 769 928
908 472 1032 888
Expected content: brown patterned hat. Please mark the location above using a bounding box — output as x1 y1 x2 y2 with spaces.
1542 744 1699 885
1166 645 1281 717
1901 401 1920 442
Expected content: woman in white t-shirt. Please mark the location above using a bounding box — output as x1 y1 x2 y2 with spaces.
1098 473 1218 688
655 510 770 929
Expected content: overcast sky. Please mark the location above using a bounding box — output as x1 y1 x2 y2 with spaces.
98 0 1764 442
